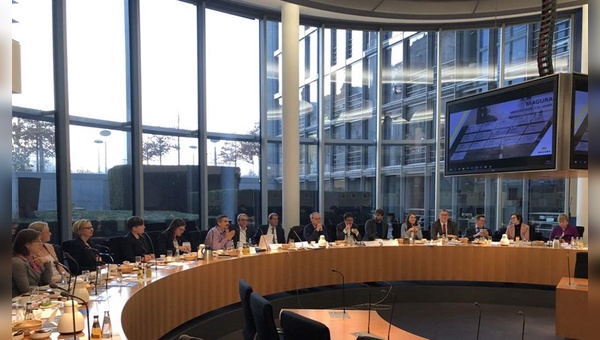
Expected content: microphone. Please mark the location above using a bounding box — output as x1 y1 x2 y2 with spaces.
518 311 525 340
380 289 396 340
331 269 347 317
49 282 69 293
359 282 373 336
60 291 90 340
474 302 481 340
53 260 73 288
567 251 572 286
95 244 111 253
63 252 79 294
291 227 303 244
142 232 158 275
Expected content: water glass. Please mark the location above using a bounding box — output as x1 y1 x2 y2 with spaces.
81 270 90 283
135 256 142 265
166 250 173 258
182 242 191 252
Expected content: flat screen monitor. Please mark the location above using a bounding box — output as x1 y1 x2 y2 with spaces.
569 73 588 169
445 75 558 176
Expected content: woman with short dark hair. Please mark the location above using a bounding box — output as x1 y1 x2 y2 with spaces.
506 213 530 241
12 229 53 297
122 216 154 263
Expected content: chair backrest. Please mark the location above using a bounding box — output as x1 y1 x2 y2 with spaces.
574 252 588 279
239 279 256 340
249 291 280 340
287 225 305 242
576 226 585 238
108 236 124 264
280 310 330 340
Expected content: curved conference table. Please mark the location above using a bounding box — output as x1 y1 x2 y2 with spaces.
114 244 585 339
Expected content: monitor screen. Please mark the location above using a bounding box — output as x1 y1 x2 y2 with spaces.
445 76 558 176
569 73 588 169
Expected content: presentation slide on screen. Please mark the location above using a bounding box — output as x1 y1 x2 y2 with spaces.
448 92 554 162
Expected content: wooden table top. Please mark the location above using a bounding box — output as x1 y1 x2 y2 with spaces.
21 243 585 339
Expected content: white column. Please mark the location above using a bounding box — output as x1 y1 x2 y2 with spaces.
281 4 300 230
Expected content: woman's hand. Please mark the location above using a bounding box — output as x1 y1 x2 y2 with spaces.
33 255 49 266
179 245 191 253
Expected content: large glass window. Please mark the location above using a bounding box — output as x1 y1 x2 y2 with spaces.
66 0 127 121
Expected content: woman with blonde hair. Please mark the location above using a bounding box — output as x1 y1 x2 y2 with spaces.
69 219 101 275
28 221 68 282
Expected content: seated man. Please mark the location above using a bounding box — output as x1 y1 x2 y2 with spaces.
364 208 389 241
336 212 362 241
465 214 490 241
230 213 256 247
303 212 328 243
253 213 285 244
204 215 235 250
430 209 458 240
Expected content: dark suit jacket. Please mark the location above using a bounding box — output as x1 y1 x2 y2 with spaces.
121 232 152 263
156 230 189 256
303 223 329 242
335 222 362 241
364 219 389 241
230 224 257 246
430 219 458 240
69 237 100 274
252 225 285 244
465 227 490 241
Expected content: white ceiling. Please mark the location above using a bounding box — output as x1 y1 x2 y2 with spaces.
226 0 587 24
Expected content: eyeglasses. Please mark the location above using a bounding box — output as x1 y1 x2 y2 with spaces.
82 227 94 230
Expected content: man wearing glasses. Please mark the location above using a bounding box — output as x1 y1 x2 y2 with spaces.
231 213 256 246
430 209 458 240
205 215 236 250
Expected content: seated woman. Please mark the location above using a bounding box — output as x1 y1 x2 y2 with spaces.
69 219 101 275
156 218 191 256
505 213 530 241
122 216 154 263
28 221 69 282
12 229 53 297
401 213 423 240
549 213 579 243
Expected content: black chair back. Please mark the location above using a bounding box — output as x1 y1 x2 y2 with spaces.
239 279 256 340
576 226 585 238
574 252 588 279
53 244 65 265
108 236 124 264
280 310 330 340
249 292 283 340
287 225 305 242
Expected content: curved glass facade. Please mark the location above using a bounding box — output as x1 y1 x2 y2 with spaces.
11 1 582 242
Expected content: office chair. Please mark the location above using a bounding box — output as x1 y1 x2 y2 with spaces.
280 310 330 340
287 225 305 242
574 252 588 279
576 226 585 238
108 236 125 264
249 292 284 340
239 279 256 340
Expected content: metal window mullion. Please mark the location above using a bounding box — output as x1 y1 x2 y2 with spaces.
317 25 325 215
433 28 442 215
495 24 506 230
374 28 383 210
197 2 208 228
259 17 268 224
52 0 72 241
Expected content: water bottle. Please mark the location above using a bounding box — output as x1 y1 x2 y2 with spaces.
91 315 101 339
116 265 123 283
175 247 180 260
101 310 112 338
24 302 33 320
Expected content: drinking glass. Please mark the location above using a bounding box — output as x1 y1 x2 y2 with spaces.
80 270 90 283
182 242 191 252
166 250 173 258
135 256 142 265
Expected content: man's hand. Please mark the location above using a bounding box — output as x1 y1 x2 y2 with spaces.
225 230 236 240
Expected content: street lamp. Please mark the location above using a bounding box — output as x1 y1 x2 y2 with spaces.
189 145 198 165
210 139 218 166
98 130 111 173
94 140 103 173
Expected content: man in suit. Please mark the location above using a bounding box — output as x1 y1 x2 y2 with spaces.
230 213 256 247
303 212 329 242
253 213 286 244
465 214 490 241
336 212 362 241
364 208 389 241
430 209 458 240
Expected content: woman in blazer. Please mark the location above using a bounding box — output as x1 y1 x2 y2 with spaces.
505 213 530 241
156 218 191 256
12 229 53 297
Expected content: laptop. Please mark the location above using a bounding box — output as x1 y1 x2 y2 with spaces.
258 234 273 250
